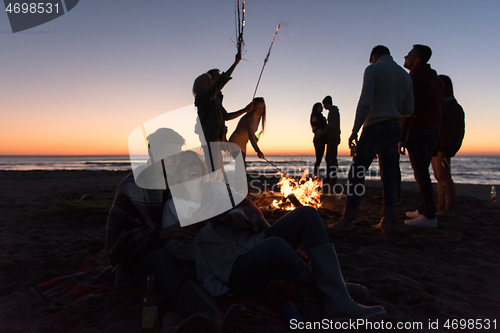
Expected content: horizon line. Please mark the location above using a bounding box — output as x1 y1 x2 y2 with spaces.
1 152 500 157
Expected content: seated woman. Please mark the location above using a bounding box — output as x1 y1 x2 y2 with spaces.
229 97 266 168
166 151 386 321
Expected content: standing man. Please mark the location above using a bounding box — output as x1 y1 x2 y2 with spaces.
319 95 341 188
400 44 444 228
329 45 414 233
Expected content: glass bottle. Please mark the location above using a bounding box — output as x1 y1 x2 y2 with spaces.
350 144 357 157
142 275 158 330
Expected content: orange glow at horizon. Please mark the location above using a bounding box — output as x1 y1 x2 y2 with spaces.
3 139 500 156
1 114 499 156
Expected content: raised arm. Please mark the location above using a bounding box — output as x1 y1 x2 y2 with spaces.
226 52 242 77
197 52 242 104
223 101 254 121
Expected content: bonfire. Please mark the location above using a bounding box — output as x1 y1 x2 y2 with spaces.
271 169 322 210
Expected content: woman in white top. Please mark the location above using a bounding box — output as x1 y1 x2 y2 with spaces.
229 97 266 168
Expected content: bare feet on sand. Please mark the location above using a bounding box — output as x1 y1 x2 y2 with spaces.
372 216 392 234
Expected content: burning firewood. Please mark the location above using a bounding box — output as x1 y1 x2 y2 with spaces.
267 169 322 210
287 193 303 208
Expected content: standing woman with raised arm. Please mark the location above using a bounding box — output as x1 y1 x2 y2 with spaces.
310 102 327 178
229 97 266 168
193 52 254 170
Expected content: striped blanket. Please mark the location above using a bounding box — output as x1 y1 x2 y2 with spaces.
32 250 312 327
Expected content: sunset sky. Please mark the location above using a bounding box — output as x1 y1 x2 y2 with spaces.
1 0 499 156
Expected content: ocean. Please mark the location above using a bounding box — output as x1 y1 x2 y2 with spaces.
1 154 499 186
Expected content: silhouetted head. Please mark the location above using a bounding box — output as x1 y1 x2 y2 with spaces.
438 75 454 98
192 73 213 96
311 102 323 114
310 102 323 123
370 45 390 64
147 128 185 180
413 44 432 64
207 69 221 81
322 95 333 109
404 44 432 70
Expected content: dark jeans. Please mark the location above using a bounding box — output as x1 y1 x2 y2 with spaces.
313 139 326 176
406 128 440 219
227 206 328 293
325 138 339 182
379 151 401 200
344 120 401 220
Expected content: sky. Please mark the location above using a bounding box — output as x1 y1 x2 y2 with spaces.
1 0 499 156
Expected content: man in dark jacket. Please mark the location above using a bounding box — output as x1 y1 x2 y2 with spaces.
319 95 341 187
400 45 444 228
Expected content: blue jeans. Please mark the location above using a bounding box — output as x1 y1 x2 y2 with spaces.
344 120 401 220
406 128 440 219
227 206 329 293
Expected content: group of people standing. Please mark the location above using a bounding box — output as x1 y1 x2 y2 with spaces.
324 44 464 234
105 50 390 333
104 44 464 332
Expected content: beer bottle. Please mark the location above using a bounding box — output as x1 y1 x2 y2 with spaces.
142 275 158 330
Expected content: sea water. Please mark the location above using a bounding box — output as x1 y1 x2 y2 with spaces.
0 155 498 185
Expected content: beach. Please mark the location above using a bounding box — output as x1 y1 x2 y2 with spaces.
1 170 499 332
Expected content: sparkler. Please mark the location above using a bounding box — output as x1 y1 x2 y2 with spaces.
236 1 245 54
252 23 281 99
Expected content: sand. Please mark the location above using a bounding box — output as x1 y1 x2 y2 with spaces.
0 170 499 332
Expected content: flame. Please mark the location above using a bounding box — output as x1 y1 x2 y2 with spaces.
272 169 322 210
271 199 294 211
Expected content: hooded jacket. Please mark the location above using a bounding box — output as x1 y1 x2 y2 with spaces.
401 63 444 142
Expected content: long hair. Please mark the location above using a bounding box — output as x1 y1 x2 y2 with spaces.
171 150 209 201
253 97 266 133
310 102 323 124
192 73 212 96
438 75 454 98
